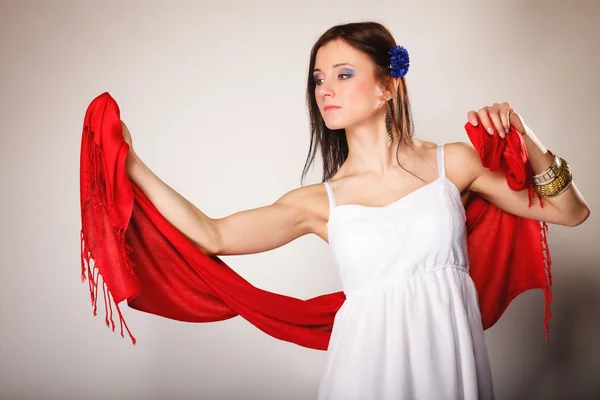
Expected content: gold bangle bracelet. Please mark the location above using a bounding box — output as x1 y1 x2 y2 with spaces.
533 158 573 197
533 151 562 185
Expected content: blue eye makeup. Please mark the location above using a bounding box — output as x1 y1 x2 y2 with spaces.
341 68 355 76
313 68 355 85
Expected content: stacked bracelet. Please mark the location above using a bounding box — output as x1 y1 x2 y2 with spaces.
533 152 573 197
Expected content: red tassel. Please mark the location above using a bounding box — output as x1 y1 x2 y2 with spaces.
102 281 109 327
526 179 552 339
539 221 552 340
115 298 136 344
92 267 99 316
107 283 115 331
80 127 136 344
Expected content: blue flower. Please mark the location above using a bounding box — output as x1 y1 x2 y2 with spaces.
388 45 410 78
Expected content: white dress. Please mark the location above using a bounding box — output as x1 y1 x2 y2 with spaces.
317 144 495 400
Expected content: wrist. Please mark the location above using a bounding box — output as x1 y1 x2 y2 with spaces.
522 129 544 151
522 133 553 173
126 151 143 177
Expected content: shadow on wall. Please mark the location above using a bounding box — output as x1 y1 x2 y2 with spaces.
512 268 600 400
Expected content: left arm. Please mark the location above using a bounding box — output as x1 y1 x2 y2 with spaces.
448 102 590 227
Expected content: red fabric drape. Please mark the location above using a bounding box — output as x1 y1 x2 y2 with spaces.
80 92 552 349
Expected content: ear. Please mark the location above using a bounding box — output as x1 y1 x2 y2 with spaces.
379 77 397 101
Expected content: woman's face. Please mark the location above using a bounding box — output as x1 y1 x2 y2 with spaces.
313 39 389 131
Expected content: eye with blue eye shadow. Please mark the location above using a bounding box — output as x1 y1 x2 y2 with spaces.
340 68 355 78
313 68 355 85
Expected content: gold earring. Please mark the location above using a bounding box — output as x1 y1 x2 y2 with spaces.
385 108 393 142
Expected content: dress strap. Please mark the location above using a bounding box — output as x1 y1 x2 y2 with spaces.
436 144 446 178
323 180 337 212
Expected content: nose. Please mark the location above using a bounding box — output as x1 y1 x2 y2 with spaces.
316 80 335 99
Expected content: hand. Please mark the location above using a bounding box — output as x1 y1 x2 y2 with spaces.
467 102 530 139
120 120 139 171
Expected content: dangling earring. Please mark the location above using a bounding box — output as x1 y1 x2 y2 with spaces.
385 108 393 143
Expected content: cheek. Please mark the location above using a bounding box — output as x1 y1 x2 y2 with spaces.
345 80 382 113
347 80 371 100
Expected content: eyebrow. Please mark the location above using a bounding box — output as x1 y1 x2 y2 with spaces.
313 63 355 73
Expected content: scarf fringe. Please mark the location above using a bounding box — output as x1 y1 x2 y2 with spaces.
80 128 136 345
80 240 136 344
528 183 553 340
540 221 552 340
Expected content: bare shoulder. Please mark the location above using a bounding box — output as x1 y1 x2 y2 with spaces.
274 182 330 239
408 138 441 170
411 139 481 194
275 182 327 208
411 138 439 154
442 141 482 193
414 138 476 164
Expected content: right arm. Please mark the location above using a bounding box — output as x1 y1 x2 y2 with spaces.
128 154 315 256
123 122 318 256
212 189 316 256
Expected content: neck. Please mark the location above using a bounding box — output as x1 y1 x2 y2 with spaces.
342 113 408 176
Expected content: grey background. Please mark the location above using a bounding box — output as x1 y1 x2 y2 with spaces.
1 0 598 399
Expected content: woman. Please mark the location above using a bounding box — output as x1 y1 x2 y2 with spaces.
120 22 589 400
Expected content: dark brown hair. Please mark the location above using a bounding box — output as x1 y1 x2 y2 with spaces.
301 21 415 185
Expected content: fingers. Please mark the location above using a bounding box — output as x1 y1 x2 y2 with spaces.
487 109 506 138
467 110 479 126
477 108 493 135
499 106 511 134
474 102 512 138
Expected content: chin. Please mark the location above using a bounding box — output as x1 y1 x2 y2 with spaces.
324 122 345 131
323 117 348 131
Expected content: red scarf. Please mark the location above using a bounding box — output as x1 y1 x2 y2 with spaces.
80 92 552 349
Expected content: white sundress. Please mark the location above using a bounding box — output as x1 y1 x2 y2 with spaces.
317 144 495 400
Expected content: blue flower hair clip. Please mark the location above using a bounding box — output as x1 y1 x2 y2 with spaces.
388 45 410 78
